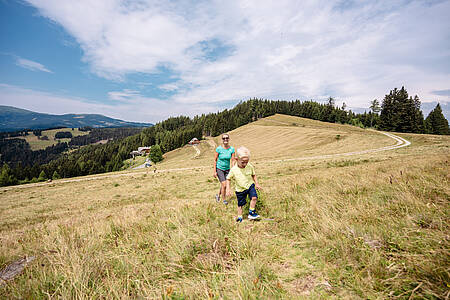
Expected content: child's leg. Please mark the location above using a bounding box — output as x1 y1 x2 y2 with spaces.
236 190 247 221
249 197 257 211
247 185 260 219
248 184 258 211
237 206 243 216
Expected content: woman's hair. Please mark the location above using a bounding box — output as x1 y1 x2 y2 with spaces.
222 133 230 139
236 146 250 159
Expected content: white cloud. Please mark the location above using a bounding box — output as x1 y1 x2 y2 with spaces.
16 57 52 73
158 83 178 91
108 89 141 101
25 0 450 110
0 84 219 123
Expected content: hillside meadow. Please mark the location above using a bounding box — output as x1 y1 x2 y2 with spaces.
0 115 449 299
14 128 89 151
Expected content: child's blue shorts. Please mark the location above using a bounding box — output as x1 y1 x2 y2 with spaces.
235 183 257 207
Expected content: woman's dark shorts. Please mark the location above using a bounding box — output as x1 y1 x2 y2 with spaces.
217 169 230 182
235 184 257 207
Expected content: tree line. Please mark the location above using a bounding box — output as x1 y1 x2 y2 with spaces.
378 87 449 134
0 127 147 186
1 87 448 186
0 139 69 167
69 127 143 147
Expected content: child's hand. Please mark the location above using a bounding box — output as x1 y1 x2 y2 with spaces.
213 171 217 178
255 183 262 190
226 190 232 197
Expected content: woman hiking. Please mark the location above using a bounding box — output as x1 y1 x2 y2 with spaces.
214 133 235 205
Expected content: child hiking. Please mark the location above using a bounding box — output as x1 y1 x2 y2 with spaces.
226 146 262 222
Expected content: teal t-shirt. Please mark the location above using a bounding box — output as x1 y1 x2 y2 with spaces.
216 146 235 170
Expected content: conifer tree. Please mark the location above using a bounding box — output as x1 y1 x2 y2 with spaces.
379 87 425 133
38 170 47 181
0 164 17 186
324 97 336 123
52 170 61 180
149 144 163 163
369 99 381 127
425 103 449 135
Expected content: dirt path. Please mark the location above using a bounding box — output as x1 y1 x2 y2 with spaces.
1 131 410 191
271 131 411 163
193 145 201 158
206 137 217 149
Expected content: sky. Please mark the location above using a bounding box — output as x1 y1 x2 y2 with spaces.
0 0 449 123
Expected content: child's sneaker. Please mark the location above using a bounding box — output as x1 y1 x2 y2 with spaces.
223 199 228 205
248 210 260 220
236 216 243 223
215 194 220 202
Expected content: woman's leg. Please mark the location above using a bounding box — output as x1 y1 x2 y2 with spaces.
220 181 227 201
217 182 223 199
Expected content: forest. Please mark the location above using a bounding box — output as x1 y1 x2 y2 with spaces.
1 87 448 187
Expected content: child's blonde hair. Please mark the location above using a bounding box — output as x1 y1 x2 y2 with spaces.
236 146 250 159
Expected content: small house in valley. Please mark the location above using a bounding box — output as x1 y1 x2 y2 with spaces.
188 138 200 145
130 146 151 158
130 150 141 158
138 146 151 155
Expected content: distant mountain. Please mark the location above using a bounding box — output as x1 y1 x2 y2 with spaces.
0 105 153 132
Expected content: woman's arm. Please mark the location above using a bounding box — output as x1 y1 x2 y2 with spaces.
231 152 236 167
214 152 219 177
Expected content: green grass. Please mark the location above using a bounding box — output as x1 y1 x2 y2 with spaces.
0 115 449 299
121 156 147 170
14 128 89 150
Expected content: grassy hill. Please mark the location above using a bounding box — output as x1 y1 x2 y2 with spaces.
13 128 89 151
157 114 395 170
1 114 448 299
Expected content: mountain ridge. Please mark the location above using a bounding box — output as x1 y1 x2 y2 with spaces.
0 105 152 131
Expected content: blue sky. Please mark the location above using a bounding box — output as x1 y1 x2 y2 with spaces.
1 0 449 123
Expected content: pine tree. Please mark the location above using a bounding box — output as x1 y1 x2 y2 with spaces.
0 164 17 186
324 97 336 123
52 170 61 180
38 170 47 181
425 103 449 135
369 99 381 128
149 144 163 163
379 87 425 133
411 95 425 133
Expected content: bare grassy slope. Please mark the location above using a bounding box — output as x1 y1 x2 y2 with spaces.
1 115 449 299
158 114 394 169
15 128 89 151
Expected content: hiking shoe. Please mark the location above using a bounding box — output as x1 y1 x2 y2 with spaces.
236 216 243 223
215 194 220 202
248 210 260 220
223 199 228 205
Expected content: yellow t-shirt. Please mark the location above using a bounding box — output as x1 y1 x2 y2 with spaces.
227 163 255 192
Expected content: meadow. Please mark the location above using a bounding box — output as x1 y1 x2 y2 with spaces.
14 128 89 151
0 114 448 299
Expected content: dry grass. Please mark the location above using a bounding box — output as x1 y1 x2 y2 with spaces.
13 128 89 151
157 114 394 170
0 115 449 299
